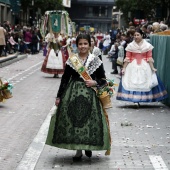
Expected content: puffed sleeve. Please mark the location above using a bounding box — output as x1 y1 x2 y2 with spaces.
124 51 132 62
146 50 154 63
56 64 72 98
93 64 107 87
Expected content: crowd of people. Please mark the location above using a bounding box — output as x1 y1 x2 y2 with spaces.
0 20 43 57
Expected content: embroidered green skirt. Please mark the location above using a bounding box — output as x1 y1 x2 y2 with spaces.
46 79 110 151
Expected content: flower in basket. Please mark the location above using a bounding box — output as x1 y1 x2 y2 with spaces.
0 80 13 92
97 78 117 97
96 79 117 109
0 79 13 101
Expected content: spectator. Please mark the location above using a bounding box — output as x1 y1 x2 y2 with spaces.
31 30 38 54
8 33 19 52
23 28 32 53
0 25 6 57
110 42 119 74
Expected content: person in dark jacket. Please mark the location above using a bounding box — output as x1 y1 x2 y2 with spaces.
31 30 38 54
110 42 119 74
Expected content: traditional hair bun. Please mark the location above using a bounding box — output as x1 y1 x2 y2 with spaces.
135 28 144 36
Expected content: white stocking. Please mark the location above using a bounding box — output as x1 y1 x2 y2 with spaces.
74 150 82 157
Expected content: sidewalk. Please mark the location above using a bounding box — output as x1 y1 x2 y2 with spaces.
0 53 28 68
16 55 170 170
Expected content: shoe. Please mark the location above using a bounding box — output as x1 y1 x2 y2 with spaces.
111 71 118 74
53 74 59 78
85 150 92 158
72 154 83 161
134 102 140 108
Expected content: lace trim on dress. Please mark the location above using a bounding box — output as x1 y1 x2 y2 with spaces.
92 46 101 57
66 53 102 75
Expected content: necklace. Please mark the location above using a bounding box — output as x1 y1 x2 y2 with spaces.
79 55 88 66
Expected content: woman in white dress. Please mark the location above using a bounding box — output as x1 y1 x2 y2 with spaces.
116 29 168 107
103 32 111 54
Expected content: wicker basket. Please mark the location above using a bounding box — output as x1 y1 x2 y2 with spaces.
0 79 3 102
0 91 3 102
99 93 112 109
2 89 13 99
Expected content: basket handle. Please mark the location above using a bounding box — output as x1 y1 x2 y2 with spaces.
0 79 3 87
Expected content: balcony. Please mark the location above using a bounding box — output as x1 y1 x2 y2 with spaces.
0 0 10 5
71 0 115 5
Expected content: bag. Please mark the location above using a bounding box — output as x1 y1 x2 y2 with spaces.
0 91 3 102
116 57 123 66
150 72 158 88
0 79 4 102
46 49 63 69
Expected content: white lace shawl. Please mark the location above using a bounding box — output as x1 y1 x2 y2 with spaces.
92 46 102 57
125 39 154 53
66 53 102 75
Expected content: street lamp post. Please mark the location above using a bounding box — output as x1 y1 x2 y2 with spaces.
32 0 34 6
112 6 123 29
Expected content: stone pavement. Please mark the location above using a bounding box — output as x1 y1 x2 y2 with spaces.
16 55 170 170
0 53 27 68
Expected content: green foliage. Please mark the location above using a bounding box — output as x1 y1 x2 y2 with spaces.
115 0 170 22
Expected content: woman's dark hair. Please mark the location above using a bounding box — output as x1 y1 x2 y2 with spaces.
91 36 96 43
135 28 144 37
76 34 91 47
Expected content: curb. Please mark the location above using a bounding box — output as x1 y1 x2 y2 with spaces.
0 53 28 68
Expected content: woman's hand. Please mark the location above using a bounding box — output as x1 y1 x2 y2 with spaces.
152 68 157 72
121 68 126 75
55 98 60 106
85 80 97 87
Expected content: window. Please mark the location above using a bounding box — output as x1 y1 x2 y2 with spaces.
86 6 108 17
93 7 99 17
86 7 93 17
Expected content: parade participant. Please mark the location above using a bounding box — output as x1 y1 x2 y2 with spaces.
96 31 104 47
41 32 65 78
71 34 77 53
90 36 102 60
116 29 168 107
46 34 111 161
102 32 111 55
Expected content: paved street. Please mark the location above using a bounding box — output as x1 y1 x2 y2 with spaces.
0 53 170 170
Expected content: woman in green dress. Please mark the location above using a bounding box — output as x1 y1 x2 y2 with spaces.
47 34 111 161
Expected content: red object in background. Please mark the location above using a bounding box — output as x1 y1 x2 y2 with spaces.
133 18 146 25
61 46 69 61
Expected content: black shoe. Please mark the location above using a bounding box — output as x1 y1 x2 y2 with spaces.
134 102 140 108
111 71 118 74
53 74 59 78
72 154 83 161
85 150 92 158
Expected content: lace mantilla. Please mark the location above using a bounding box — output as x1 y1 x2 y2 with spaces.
92 46 101 57
66 53 102 75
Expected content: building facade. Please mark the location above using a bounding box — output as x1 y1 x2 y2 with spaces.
67 0 115 33
0 0 11 24
0 0 39 27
